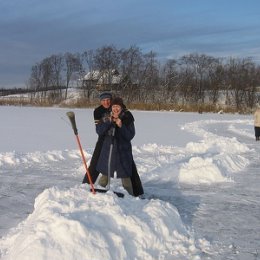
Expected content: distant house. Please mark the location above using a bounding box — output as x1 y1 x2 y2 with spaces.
83 69 122 91
83 70 100 90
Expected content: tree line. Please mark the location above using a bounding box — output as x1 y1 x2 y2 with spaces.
27 45 260 110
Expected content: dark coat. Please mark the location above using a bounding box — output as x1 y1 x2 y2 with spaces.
96 109 135 178
82 105 110 184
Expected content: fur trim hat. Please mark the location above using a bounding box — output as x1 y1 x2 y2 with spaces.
111 97 124 107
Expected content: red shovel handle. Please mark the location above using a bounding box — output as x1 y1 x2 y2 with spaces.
67 111 95 194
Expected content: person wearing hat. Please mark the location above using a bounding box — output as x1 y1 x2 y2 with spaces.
96 97 137 195
82 92 112 184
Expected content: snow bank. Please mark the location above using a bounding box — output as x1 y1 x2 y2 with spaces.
0 123 250 187
0 150 88 167
179 119 251 184
0 186 205 260
179 157 228 184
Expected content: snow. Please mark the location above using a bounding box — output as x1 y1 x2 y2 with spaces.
0 106 259 260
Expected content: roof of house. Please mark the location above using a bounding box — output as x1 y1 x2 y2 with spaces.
83 70 100 81
84 70 121 85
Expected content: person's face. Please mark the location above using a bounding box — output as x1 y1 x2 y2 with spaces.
112 105 122 116
100 98 111 109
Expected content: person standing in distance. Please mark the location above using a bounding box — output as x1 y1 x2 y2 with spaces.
254 104 260 141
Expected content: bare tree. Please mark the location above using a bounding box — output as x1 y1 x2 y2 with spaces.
120 45 144 101
93 45 121 90
206 63 224 105
64 52 82 99
81 49 98 98
161 59 181 102
50 54 63 87
139 51 160 102
241 61 259 108
29 63 43 99
223 57 257 110
49 54 64 101
83 49 96 72
179 53 219 104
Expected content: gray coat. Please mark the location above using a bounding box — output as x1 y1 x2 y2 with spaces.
96 110 135 178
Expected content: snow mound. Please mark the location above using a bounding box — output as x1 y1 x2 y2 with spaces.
179 157 229 184
178 119 251 184
0 186 205 260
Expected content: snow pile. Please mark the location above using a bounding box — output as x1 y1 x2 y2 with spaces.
179 119 251 184
179 157 228 184
0 152 19 166
0 186 207 260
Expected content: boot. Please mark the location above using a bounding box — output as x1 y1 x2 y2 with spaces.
121 177 134 196
98 175 108 187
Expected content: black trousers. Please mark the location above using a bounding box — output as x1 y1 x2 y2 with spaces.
255 126 260 138
82 137 144 196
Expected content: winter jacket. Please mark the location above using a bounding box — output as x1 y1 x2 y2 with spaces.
96 109 135 178
82 105 111 184
254 108 260 127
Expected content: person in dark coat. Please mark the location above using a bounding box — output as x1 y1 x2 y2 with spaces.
96 97 136 195
82 93 144 196
82 92 112 184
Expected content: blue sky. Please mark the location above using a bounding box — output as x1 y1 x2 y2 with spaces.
1 0 260 88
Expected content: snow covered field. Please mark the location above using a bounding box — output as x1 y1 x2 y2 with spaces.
0 106 259 260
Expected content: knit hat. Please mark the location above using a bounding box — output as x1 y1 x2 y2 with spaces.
99 92 112 100
111 97 124 107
